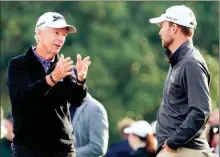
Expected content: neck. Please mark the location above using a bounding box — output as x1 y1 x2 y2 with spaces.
169 36 191 54
35 44 53 60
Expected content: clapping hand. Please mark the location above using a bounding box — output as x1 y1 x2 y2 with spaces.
52 54 75 82
75 54 91 81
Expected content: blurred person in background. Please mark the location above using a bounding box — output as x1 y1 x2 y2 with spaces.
105 117 134 157
70 93 109 157
0 113 14 157
7 12 91 157
151 120 158 146
149 5 217 157
1 107 6 138
124 120 157 157
151 120 157 136
206 110 219 156
1 107 4 120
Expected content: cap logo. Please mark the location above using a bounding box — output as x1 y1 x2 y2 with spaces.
166 16 177 22
53 15 64 22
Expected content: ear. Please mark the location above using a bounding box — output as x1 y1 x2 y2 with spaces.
171 23 178 34
36 28 44 42
36 29 41 39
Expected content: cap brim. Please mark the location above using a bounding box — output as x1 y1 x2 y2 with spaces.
149 16 165 26
65 25 77 33
48 24 77 33
123 127 133 134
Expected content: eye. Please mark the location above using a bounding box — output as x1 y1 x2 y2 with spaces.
55 31 59 35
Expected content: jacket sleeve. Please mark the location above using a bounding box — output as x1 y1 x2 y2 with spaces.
166 60 211 150
63 74 88 107
75 101 109 157
7 58 52 106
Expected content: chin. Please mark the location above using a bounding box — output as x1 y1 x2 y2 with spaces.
162 43 166 49
162 42 169 49
52 49 60 55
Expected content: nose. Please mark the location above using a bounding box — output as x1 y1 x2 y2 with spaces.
58 35 65 43
159 29 162 36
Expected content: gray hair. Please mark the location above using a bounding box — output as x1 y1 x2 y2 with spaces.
34 27 47 44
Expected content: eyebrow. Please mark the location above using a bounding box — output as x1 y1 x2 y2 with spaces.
54 28 68 35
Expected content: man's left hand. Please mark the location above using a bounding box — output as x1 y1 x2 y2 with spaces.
75 54 91 81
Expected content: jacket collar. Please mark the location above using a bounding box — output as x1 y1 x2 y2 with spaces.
26 46 59 63
165 39 194 67
25 46 59 74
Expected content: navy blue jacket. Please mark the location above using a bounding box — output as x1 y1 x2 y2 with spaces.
105 139 133 157
7 46 87 152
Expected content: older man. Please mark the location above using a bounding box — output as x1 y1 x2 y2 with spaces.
7 12 91 157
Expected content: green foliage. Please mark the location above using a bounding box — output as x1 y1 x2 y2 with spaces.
0 1 219 146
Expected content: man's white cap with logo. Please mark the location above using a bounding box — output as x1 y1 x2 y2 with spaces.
123 120 153 138
149 5 197 29
35 12 76 33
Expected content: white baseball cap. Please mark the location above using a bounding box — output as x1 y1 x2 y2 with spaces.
35 12 76 33
151 120 157 134
149 5 197 29
124 120 153 138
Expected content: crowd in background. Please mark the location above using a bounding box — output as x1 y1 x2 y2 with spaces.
1 106 219 157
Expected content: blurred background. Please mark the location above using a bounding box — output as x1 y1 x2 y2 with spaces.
0 1 219 149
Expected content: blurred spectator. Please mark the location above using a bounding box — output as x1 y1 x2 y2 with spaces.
124 120 156 157
151 120 157 136
206 110 219 156
0 112 14 157
105 117 134 157
70 93 109 157
1 107 4 120
151 120 158 147
1 107 6 138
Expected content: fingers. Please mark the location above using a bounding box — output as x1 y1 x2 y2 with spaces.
63 57 71 63
81 56 90 62
66 70 75 76
61 54 64 59
55 54 91 80
81 56 91 67
65 65 74 72
59 56 71 64
77 54 82 64
63 60 74 68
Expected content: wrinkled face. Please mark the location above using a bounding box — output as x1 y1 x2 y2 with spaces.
37 27 68 56
158 21 174 49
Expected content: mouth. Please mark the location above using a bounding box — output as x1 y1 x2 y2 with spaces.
54 44 61 49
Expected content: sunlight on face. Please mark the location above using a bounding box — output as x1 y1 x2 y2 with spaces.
38 27 68 56
158 21 174 49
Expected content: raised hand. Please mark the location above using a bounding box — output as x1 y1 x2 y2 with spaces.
76 54 91 81
52 54 75 82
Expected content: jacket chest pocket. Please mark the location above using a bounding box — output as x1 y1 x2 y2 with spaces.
166 71 186 104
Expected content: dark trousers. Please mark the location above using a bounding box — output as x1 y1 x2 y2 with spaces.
12 144 75 157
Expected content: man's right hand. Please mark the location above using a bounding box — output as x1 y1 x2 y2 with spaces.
52 54 75 82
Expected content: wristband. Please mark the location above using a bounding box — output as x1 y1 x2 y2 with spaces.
77 78 86 84
50 73 57 84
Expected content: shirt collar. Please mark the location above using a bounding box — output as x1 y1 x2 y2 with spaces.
32 46 55 64
165 39 194 67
